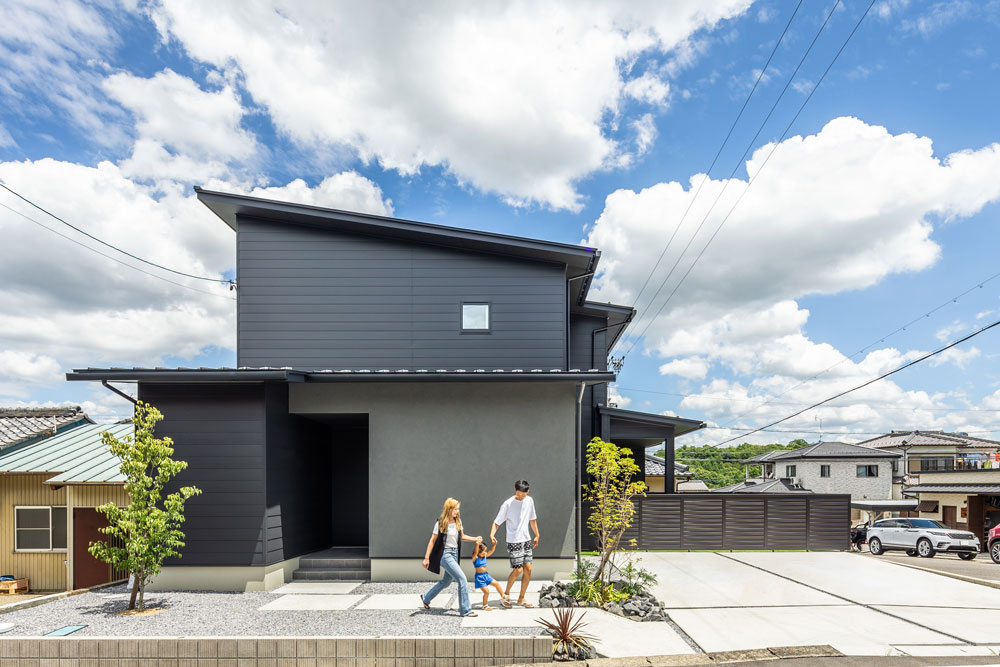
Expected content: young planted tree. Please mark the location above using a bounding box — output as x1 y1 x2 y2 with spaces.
582 437 646 586
89 402 201 611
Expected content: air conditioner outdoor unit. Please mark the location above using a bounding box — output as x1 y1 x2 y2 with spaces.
790 477 801 487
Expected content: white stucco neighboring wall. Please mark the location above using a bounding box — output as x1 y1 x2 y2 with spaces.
783 459 895 500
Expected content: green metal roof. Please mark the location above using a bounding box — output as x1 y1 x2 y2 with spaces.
0 422 129 484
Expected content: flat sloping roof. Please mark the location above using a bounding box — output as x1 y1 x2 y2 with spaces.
196 187 601 306
850 499 918 511
0 407 91 450
597 406 705 437
0 422 129 484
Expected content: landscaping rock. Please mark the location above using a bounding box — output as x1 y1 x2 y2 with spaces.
537 581 668 623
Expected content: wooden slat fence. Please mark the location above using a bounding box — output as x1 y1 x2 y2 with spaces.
584 493 850 552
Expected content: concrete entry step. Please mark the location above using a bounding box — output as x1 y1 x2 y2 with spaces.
293 547 370 581
292 568 371 580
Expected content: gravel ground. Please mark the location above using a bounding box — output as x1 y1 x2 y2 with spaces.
0 583 541 637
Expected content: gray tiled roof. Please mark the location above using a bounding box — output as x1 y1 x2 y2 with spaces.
857 431 1000 450
742 441 900 464
644 454 689 476
713 478 813 494
0 407 90 449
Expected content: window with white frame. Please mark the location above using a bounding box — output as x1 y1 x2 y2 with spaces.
461 302 490 332
856 464 879 478
15 506 67 551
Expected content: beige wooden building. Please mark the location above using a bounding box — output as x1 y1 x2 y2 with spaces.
0 423 129 591
909 468 1000 550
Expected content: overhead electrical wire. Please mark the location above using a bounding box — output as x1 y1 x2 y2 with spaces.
0 181 231 285
616 0 878 360
0 201 236 302
626 0 805 315
706 317 1000 448
715 267 1000 427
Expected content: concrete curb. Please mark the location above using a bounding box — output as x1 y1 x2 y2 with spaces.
510 644 843 666
880 558 1000 590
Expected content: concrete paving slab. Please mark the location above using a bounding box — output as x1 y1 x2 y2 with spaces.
641 552 843 608
355 593 450 610
875 606 1000 644
664 605 958 656
452 591 539 609
269 581 361 595
461 607 695 658
890 644 1000 657
726 552 1000 608
258 594 364 610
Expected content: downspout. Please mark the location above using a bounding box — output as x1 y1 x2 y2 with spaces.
575 381 586 567
102 380 137 405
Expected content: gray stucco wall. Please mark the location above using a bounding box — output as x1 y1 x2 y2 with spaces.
289 382 579 559
779 458 895 500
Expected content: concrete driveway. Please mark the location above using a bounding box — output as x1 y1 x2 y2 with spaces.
640 551 1000 658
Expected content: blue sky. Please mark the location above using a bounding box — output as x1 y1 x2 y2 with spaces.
0 0 998 444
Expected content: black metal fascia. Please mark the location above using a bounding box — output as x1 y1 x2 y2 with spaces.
304 372 616 384
67 369 306 383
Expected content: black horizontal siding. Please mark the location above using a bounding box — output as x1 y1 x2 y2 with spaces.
237 218 567 370
138 383 267 567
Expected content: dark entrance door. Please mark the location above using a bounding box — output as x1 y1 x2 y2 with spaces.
331 416 369 547
942 505 958 529
73 508 112 589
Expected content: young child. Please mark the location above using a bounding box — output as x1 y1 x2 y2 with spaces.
473 541 512 610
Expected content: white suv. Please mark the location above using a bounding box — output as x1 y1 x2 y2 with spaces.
867 518 979 559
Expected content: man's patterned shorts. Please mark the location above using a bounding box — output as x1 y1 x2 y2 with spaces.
506 540 533 568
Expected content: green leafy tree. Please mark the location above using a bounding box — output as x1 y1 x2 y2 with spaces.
668 439 812 488
89 402 202 611
582 437 646 585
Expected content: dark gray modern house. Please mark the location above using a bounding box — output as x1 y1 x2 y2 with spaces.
68 189 704 590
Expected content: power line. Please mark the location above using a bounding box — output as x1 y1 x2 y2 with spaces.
0 201 236 302
717 267 1000 427
707 317 1000 448
613 385 1000 413
618 0 878 360
0 181 232 285
627 0 805 314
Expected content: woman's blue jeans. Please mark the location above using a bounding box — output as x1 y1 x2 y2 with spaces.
422 548 471 616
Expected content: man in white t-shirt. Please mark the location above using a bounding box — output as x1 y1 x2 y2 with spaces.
490 480 539 607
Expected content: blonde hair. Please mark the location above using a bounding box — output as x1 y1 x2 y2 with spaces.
438 497 463 533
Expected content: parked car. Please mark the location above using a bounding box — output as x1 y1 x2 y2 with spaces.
867 518 979 559
989 525 1000 564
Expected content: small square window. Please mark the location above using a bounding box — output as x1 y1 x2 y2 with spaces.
857 464 878 478
820 465 830 478
461 303 490 331
785 465 796 477
14 506 67 552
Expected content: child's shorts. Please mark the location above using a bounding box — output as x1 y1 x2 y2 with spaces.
474 572 493 589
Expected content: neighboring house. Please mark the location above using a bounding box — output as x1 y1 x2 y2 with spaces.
741 442 899 508
644 453 694 492
0 407 91 451
858 430 1000 500
68 188 706 590
713 478 812 494
904 468 1000 549
0 421 129 590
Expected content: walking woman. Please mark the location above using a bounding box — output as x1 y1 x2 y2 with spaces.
420 497 483 617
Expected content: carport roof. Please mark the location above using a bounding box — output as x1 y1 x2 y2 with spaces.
904 483 1000 494
850 499 918 511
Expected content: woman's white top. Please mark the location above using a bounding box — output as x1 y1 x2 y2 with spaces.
431 521 460 549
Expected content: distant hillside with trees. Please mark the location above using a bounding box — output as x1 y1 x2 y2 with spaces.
654 439 811 488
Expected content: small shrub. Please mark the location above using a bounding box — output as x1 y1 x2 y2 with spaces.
536 607 597 661
613 559 658 597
